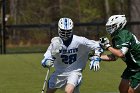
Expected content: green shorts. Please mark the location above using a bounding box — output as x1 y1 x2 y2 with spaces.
121 67 140 88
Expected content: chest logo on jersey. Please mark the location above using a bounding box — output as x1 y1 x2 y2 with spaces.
59 48 78 54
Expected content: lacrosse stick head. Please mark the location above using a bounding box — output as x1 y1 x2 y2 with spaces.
51 37 62 56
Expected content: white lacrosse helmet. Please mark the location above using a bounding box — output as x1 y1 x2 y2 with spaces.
106 15 127 34
58 18 73 41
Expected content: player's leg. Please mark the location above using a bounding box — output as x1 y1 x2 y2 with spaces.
128 87 134 93
129 73 140 93
65 71 82 93
46 72 60 93
119 79 130 93
128 84 140 93
65 83 75 93
119 68 136 93
65 83 80 93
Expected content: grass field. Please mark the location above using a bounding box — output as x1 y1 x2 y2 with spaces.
0 53 126 93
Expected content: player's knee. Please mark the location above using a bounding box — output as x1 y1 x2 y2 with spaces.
119 86 128 93
128 87 134 93
65 88 74 93
65 84 75 93
65 88 73 93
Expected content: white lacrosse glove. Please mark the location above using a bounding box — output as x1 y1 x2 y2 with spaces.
41 58 54 68
94 47 103 57
99 37 111 49
89 56 101 71
51 37 62 56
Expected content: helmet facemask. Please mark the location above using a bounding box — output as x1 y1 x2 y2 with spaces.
58 28 73 41
106 24 117 34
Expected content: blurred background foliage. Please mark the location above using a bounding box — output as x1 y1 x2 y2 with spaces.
0 0 140 53
7 0 129 24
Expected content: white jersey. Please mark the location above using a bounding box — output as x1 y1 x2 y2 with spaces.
44 35 101 73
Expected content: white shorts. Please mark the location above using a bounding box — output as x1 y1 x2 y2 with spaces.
48 70 82 89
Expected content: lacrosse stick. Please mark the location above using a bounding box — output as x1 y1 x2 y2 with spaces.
41 37 61 93
41 68 50 93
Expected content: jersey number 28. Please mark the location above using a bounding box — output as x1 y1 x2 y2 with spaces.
61 54 77 64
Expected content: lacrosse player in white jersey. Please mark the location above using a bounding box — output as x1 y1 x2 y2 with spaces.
41 17 103 93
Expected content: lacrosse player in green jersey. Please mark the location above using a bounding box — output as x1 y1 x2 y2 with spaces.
98 15 140 93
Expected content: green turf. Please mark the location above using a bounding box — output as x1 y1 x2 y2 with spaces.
0 53 126 93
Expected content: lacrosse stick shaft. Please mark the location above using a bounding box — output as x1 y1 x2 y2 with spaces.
41 68 50 93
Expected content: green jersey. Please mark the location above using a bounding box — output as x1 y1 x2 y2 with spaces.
112 29 140 69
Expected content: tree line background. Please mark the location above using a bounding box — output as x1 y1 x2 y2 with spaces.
0 0 140 53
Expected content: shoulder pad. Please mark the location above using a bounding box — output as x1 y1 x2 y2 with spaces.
51 37 62 43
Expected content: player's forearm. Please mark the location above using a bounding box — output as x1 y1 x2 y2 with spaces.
100 54 110 61
100 54 116 61
107 47 124 58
